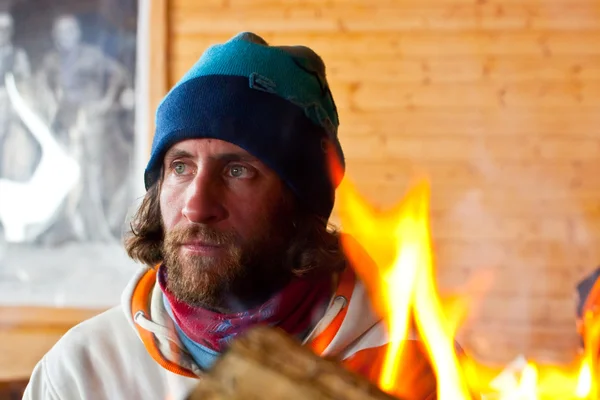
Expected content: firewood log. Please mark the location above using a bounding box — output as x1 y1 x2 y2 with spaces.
187 325 404 400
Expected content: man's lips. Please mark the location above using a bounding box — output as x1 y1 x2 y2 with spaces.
180 241 224 254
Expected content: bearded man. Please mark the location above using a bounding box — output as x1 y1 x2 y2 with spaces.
23 32 437 400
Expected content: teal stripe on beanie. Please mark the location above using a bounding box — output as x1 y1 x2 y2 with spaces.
146 32 345 220
166 32 340 139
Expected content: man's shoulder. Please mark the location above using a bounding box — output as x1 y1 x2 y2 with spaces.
41 306 140 373
46 305 147 368
26 305 198 399
54 306 133 347
79 44 111 62
25 306 148 398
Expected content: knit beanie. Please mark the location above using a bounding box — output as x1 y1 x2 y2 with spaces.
145 32 345 219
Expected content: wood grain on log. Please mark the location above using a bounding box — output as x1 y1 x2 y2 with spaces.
187 325 402 400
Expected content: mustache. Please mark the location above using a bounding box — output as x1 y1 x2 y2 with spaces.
164 225 238 247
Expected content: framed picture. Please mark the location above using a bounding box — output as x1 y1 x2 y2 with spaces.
0 0 153 308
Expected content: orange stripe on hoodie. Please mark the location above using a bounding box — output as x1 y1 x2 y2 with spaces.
130 267 197 378
307 266 356 355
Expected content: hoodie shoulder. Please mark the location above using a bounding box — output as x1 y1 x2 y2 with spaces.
23 307 196 400
24 308 140 399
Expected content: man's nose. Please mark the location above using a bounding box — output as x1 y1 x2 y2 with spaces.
181 172 227 224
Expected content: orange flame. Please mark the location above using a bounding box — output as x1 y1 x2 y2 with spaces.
329 147 598 400
578 307 600 399
335 171 470 399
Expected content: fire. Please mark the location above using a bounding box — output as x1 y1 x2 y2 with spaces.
511 363 538 400
576 362 592 398
331 158 598 399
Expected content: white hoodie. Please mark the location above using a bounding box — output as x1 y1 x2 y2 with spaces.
22 264 434 400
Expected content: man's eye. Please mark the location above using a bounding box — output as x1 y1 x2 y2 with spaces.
228 165 253 178
229 165 246 177
173 162 187 174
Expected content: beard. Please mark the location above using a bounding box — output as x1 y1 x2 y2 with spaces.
162 211 295 312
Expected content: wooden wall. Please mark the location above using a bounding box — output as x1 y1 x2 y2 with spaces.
165 0 600 364
0 307 100 381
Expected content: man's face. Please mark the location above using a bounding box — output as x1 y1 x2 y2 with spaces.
0 16 13 47
159 139 295 312
53 17 81 52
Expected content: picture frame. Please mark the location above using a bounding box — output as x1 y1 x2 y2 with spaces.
0 0 167 310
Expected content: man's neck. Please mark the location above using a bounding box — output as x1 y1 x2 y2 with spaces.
208 275 292 314
58 44 80 56
161 269 334 354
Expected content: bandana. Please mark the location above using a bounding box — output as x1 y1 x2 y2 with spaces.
158 265 333 353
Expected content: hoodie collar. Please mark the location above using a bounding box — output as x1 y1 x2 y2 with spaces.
122 261 383 377
122 266 199 377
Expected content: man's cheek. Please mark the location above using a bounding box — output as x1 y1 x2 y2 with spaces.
161 205 180 230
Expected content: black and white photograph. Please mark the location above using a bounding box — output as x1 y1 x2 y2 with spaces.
0 0 148 307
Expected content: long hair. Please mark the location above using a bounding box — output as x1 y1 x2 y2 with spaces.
124 181 347 275
124 182 163 266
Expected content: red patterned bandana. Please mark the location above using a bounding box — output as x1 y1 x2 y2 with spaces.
158 265 333 352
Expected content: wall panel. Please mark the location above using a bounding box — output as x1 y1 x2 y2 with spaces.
168 0 600 365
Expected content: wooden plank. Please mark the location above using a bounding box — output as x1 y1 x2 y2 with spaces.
334 179 600 199
435 245 595 296
176 0 599 7
331 190 600 246
326 56 600 84
402 240 594 272
172 55 600 86
339 133 600 161
330 81 600 110
432 258 598 277
463 324 579 337
0 307 103 329
336 109 600 137
429 219 597 242
332 184 600 218
435 240 600 266
463 327 580 357
149 0 170 146
0 378 28 399
440 261 600 278
436 269 580 298
0 307 104 380
389 135 600 160
171 4 600 33
343 160 600 187
473 296 578 325
335 206 600 241
432 212 600 243
484 268 581 297
462 325 580 364
0 330 67 381
172 31 600 58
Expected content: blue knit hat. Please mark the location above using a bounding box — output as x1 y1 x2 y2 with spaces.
145 32 345 219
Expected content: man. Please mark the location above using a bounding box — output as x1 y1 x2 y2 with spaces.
0 12 34 182
23 32 437 399
38 14 127 135
36 14 130 244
